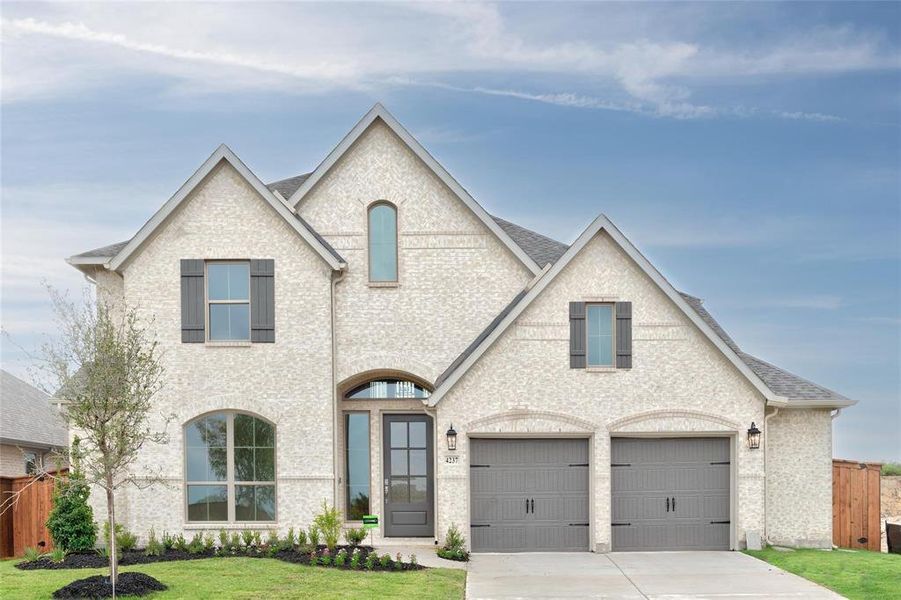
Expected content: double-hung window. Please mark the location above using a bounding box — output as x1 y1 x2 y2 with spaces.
586 304 615 367
207 262 250 341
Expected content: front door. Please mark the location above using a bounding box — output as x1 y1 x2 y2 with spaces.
383 414 434 537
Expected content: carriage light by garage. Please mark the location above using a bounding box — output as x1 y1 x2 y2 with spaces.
446 424 457 451
747 422 761 450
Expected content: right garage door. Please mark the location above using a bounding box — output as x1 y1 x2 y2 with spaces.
611 437 731 551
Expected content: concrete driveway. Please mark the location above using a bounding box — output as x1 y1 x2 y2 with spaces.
466 551 844 599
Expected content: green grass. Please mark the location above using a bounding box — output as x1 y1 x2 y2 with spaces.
882 462 901 476
745 547 901 600
0 556 466 599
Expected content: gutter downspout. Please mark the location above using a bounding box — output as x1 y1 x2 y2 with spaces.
763 406 780 544
331 268 347 507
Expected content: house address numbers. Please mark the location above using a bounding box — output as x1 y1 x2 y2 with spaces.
444 455 460 464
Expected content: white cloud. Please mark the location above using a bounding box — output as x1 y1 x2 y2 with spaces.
1 4 896 119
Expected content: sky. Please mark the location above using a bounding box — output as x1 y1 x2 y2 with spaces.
1 2 899 461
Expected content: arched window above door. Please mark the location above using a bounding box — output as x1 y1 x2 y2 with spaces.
344 378 431 400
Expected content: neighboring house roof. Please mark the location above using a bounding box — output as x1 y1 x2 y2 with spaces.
67 145 347 272
0 370 68 449
283 103 542 276
430 214 856 409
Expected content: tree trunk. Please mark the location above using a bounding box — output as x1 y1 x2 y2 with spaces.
106 481 118 599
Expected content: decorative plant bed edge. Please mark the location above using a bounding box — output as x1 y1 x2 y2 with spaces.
17 545 426 572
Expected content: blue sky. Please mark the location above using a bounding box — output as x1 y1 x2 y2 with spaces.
1 2 899 461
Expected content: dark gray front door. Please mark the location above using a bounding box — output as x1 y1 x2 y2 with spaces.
470 438 590 552
611 437 731 551
383 414 433 537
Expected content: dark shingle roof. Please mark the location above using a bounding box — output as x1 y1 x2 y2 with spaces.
737 352 853 405
294 213 345 263
492 216 569 268
267 173 312 198
72 240 130 259
0 370 68 448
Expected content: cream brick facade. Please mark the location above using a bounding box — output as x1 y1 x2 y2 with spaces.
69 109 839 551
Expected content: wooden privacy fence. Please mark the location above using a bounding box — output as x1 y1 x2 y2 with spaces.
833 459 882 551
0 470 66 558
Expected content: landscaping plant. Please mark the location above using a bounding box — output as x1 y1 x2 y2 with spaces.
22 547 43 563
144 528 164 557
334 548 347 567
296 528 308 548
437 523 470 562
38 288 168 596
284 527 296 550
308 526 321 549
349 549 362 569
313 500 342 551
173 534 188 553
364 552 376 570
344 526 367 548
379 553 392 569
218 529 228 552
161 531 174 552
203 533 215 553
45 469 97 552
229 532 242 554
241 529 255 549
187 533 204 554
395 553 403 570
48 547 67 564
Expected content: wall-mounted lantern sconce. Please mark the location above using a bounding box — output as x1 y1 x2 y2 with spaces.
747 422 761 450
446 424 458 451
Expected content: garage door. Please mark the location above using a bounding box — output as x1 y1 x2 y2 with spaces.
611 437 731 551
470 438 590 552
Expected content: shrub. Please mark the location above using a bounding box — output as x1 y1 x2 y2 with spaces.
409 553 417 567
318 548 332 566
48 547 67 563
313 501 342 551
102 522 137 552
437 522 470 561
173 534 188 553
218 529 228 551
161 531 174 551
296 528 307 547
308 526 320 548
252 531 262 549
344 527 367 548
187 533 204 554
350 549 362 569
22 547 43 562
145 528 164 557
203 533 215 553
364 552 376 570
229 532 242 553
241 529 255 548
395 552 403 570
282 527 296 551
45 474 97 552
379 553 392 569
267 529 279 548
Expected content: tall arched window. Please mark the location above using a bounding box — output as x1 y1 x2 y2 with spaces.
368 202 397 282
185 412 276 523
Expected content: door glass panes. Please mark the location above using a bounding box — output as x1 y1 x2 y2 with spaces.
387 418 429 506
345 414 370 520
368 204 397 282
207 262 250 341
345 379 430 399
587 304 614 366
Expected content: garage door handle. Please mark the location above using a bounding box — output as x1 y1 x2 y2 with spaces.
672 497 676 512
531 499 535 514
666 497 670 512
525 498 530 514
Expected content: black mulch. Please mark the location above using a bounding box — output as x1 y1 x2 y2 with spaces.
53 572 166 598
18 545 425 572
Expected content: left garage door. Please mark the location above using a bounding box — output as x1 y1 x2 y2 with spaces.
469 438 590 552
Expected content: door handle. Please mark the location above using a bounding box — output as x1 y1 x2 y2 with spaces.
526 498 530 514
531 499 535 514
666 497 670 512
672 497 676 512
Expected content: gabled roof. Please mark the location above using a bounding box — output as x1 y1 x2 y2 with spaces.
492 216 569 268
68 145 346 272
284 103 542 276
432 216 856 409
0 370 67 449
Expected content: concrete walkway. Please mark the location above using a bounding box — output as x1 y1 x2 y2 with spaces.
467 551 845 599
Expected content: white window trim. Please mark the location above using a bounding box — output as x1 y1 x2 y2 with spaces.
204 261 251 343
184 411 277 524
586 302 616 368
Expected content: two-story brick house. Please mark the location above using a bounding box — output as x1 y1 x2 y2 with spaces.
67 104 854 553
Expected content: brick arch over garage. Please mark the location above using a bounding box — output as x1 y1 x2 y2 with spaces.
607 409 742 433
465 409 598 433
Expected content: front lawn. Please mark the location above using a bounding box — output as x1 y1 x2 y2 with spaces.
0 556 466 599
744 547 901 600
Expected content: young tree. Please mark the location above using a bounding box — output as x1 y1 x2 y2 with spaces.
40 288 168 597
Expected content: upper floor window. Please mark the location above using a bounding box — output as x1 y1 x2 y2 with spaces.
368 203 397 282
345 379 430 400
586 304 614 367
207 262 250 341
185 411 276 522
24 451 38 475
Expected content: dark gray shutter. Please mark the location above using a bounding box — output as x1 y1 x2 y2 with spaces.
616 302 632 369
250 259 275 343
180 259 205 343
569 302 586 369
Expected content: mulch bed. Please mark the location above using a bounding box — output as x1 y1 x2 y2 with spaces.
52 572 166 598
18 545 425 572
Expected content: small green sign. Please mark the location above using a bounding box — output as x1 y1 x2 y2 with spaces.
362 515 379 530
